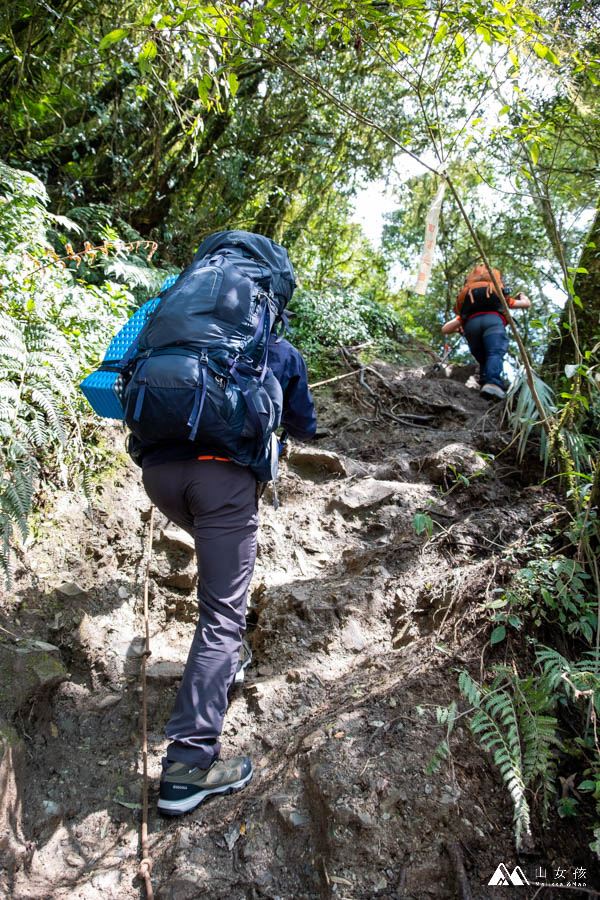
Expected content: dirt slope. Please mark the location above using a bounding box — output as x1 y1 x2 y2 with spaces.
0 361 592 899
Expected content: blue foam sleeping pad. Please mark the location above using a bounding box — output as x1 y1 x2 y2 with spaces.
79 275 178 420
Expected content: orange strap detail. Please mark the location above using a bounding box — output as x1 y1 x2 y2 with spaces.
197 455 230 461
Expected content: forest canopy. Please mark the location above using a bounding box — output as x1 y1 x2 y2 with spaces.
1 0 598 521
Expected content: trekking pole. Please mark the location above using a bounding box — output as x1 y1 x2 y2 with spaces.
138 506 154 900
308 369 362 390
433 342 452 373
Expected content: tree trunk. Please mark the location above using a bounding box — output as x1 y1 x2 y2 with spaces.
542 203 600 384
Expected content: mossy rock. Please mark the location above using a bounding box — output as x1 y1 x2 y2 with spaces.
0 645 68 719
0 721 21 756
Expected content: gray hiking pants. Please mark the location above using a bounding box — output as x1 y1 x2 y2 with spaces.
142 459 258 769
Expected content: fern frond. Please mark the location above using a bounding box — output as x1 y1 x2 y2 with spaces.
1 517 12 587
0 344 27 367
458 669 561 849
0 457 36 539
105 257 159 288
28 388 66 442
426 739 450 775
0 384 21 402
458 671 482 706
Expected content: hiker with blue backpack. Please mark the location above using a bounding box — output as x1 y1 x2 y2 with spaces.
441 265 531 400
81 231 316 815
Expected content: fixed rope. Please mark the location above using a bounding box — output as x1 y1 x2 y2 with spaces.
138 505 154 900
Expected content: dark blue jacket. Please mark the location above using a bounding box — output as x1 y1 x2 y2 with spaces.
267 336 317 441
134 334 316 468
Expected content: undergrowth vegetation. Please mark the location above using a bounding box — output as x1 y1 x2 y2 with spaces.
0 162 165 582
290 287 403 377
428 367 600 857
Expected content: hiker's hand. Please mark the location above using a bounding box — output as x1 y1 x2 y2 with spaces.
515 292 531 308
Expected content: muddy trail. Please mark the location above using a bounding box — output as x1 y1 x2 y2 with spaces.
0 360 592 899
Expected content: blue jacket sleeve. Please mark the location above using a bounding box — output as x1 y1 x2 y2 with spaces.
268 336 317 441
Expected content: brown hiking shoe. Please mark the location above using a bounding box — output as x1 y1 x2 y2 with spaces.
158 756 253 816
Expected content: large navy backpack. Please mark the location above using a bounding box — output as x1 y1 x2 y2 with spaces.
121 231 295 479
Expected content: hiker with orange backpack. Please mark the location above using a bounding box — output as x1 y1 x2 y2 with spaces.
441 265 531 400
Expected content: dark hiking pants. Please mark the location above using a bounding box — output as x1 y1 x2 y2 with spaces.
142 459 258 769
463 313 509 389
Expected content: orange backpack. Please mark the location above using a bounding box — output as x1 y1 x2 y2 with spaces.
455 266 505 320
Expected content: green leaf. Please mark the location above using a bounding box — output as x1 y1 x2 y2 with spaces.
573 294 583 309
509 48 519 68
99 28 129 50
228 72 239 98
414 513 425 534
413 512 433 537
499 104 510 116
529 141 540 165
531 42 560 65
454 33 465 56
476 25 491 45
113 799 142 809
433 22 448 45
138 40 157 62
490 625 506 645
197 79 209 106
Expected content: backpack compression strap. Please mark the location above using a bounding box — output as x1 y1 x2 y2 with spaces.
188 360 209 442
273 310 292 342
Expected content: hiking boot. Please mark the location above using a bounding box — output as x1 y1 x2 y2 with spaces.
480 382 506 401
158 756 253 816
233 639 252 686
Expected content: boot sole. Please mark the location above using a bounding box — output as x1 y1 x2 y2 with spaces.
158 769 253 816
480 386 505 400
